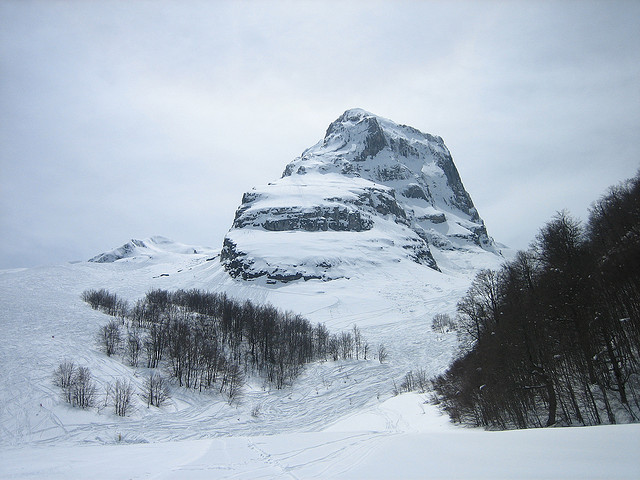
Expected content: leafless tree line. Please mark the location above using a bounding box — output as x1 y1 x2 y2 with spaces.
432 172 640 429
86 288 374 400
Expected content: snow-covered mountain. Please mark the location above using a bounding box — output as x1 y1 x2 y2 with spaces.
2 110 637 478
0 110 506 453
222 109 498 282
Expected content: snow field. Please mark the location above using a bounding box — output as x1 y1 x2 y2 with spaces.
2 241 637 478
0 247 468 447
2 400 639 479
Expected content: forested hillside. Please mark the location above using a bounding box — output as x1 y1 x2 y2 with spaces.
433 172 640 429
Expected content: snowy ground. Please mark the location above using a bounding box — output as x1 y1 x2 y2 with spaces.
2 396 638 479
1 242 638 478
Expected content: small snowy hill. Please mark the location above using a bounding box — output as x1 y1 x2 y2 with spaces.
222 109 501 283
88 236 210 263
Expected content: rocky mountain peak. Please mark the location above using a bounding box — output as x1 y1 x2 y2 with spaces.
283 109 485 226
222 110 498 283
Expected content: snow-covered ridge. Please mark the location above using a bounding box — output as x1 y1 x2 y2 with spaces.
222 109 499 283
88 236 212 263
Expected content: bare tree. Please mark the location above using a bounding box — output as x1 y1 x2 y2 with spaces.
352 325 362 360
102 382 113 411
125 328 142 367
397 369 429 393
328 335 340 361
400 371 415 393
340 332 354 359
90 287 373 397
71 366 96 409
145 322 167 369
432 313 454 333
98 320 121 356
82 289 123 317
115 298 129 324
53 360 77 404
414 368 429 393
225 362 244 405
377 344 388 363
142 373 171 408
112 379 134 416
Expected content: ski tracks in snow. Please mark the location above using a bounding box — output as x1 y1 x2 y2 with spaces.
0 250 485 448
247 438 300 480
244 431 396 480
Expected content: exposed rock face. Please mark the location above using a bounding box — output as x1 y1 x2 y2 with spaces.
233 203 374 233
222 109 497 282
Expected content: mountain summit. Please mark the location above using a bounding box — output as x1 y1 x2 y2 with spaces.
222 109 497 282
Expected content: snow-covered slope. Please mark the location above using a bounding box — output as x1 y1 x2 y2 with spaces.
222 109 499 282
3 398 639 479
0 236 502 448
2 238 637 478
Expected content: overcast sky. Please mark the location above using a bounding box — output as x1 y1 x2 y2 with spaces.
1 0 638 269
